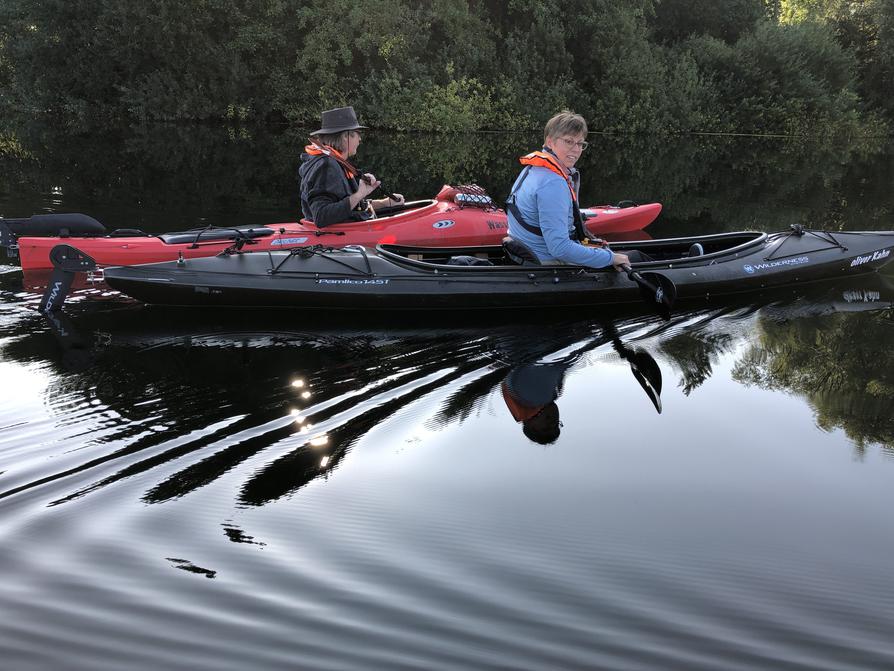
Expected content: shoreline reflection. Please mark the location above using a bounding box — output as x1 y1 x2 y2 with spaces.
0 274 891 507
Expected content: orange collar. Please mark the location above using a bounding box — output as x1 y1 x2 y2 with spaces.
305 141 358 179
518 150 576 201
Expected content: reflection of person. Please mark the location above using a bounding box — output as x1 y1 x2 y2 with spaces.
506 110 648 269
299 106 405 227
501 361 569 444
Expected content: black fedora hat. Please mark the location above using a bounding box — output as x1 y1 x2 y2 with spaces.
311 106 368 135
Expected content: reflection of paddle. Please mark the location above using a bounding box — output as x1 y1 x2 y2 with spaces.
604 323 663 414
620 263 676 321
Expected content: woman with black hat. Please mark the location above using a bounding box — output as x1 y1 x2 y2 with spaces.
299 106 405 227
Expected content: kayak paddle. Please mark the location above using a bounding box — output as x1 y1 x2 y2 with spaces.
620 263 676 320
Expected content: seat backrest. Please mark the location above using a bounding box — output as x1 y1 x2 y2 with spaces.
502 236 541 265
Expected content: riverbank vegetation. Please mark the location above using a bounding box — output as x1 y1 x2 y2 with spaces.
0 0 891 135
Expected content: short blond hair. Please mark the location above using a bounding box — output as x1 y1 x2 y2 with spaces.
544 110 587 143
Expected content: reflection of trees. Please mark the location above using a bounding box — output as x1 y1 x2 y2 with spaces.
732 309 894 452
1 117 893 239
5 274 893 508
582 134 893 235
0 120 299 230
658 324 736 395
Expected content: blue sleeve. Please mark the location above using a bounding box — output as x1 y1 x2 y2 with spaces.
535 178 614 269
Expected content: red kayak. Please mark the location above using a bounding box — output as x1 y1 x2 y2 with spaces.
2 185 660 271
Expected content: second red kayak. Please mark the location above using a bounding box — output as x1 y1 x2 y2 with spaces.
2 185 661 271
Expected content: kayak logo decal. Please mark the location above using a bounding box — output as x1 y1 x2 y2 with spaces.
317 278 390 285
43 281 63 311
432 220 455 229
850 248 890 268
843 289 880 303
271 237 309 245
743 256 809 274
487 220 507 230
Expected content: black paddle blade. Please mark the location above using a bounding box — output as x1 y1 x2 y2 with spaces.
636 271 676 320
628 348 663 414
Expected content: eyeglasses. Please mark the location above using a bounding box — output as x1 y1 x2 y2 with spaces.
558 137 589 150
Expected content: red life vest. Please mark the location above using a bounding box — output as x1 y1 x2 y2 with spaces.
518 151 577 202
304 142 358 180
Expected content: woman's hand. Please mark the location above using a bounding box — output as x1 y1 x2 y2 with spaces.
370 193 406 213
349 173 380 212
611 252 631 271
356 173 380 198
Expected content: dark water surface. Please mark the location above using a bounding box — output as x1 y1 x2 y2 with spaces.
2 121 894 670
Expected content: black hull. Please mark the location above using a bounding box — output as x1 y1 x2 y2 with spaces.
102 230 894 311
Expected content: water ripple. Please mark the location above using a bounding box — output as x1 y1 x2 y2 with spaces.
3 278 894 669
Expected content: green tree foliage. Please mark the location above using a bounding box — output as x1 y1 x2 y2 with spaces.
650 0 769 44
0 0 291 120
684 20 872 135
781 0 894 119
0 0 889 133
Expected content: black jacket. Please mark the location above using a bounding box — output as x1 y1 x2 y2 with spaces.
298 153 371 227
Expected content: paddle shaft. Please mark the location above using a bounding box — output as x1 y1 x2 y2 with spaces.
360 173 397 202
619 263 676 320
620 263 651 288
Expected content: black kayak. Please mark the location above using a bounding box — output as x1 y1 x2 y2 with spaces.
97 228 894 312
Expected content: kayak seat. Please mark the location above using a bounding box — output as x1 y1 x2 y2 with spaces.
159 226 275 245
502 236 541 266
688 243 704 257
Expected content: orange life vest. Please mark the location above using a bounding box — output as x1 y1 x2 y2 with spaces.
508 149 587 241
518 151 577 202
304 142 358 180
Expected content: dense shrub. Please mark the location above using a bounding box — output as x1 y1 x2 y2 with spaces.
685 20 873 134
0 0 888 134
649 0 769 44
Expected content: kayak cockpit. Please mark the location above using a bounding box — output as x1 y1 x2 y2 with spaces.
378 231 768 270
612 231 767 266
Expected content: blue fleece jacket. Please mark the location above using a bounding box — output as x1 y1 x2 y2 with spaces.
506 165 614 268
